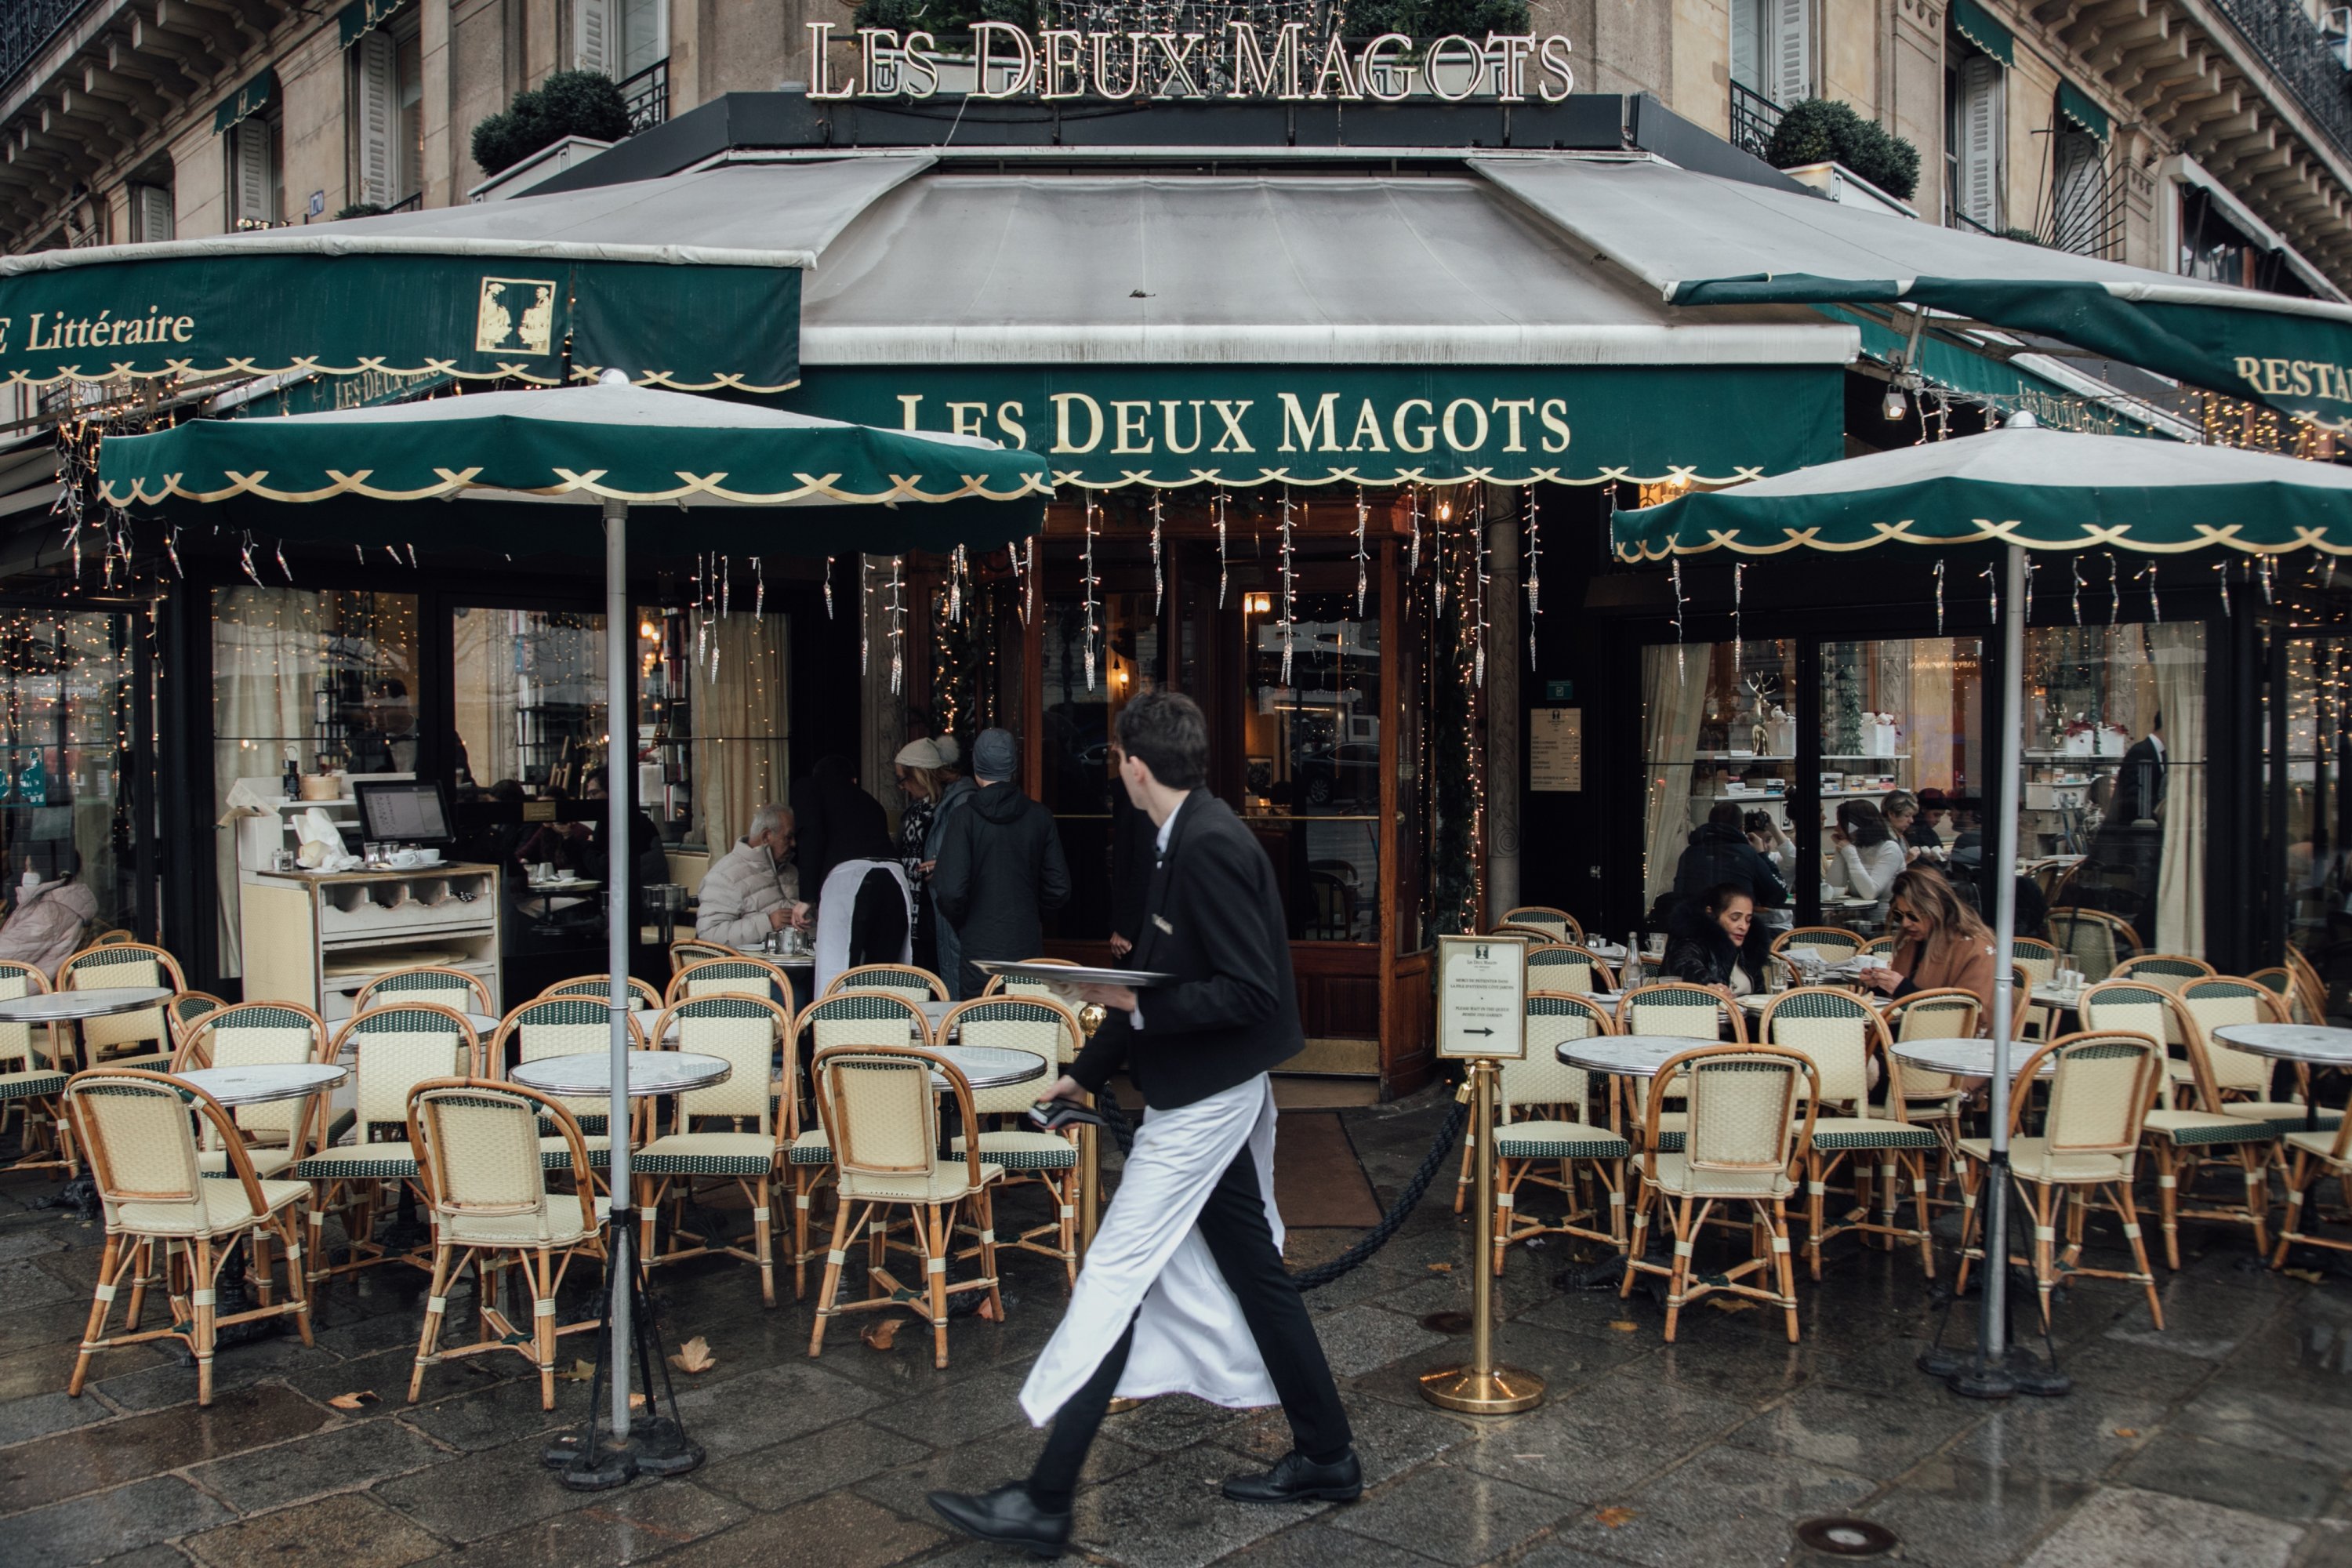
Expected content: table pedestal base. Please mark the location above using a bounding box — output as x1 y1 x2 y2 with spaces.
543 1215 703 1492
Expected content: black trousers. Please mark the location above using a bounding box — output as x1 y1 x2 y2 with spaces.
1027 1142 1352 1507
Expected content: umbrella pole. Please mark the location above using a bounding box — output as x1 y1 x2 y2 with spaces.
606 495 634 1442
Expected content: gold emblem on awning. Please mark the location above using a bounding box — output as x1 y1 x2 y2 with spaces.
475 278 557 355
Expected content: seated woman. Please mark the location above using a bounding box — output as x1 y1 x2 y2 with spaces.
1828 798 1907 924
1662 884 1777 999
1857 866 1998 1022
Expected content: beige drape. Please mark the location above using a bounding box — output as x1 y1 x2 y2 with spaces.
2151 622 2205 956
692 613 789 851
451 606 521 788
210 590 330 978
1641 644 1711 916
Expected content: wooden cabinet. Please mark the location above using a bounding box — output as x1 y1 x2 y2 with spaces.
238 863 502 1021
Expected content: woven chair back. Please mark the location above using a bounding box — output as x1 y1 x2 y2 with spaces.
1759 988 1882 1106
1507 993 1612 1116
826 964 948 1003
2009 938 2060 989
1621 982 1740 1044
62 942 181 1060
1886 988 1983 1094
180 1003 327 1149
815 1047 955 1201
2113 954 2216 993
2179 978 2285 1096
1862 935 1899 959
2039 1033 2162 1156
1527 946 1613 994
0 959 44 1072
2246 967 2310 1024
168 992 226 1049
543 975 662 1013
659 995 789 1127
2050 908 2136 981
336 1005 477 1138
666 957 789 1006
408 1081 590 1246
1773 927 1864 964
358 967 492 1017
669 940 736 973
67 1071 209 1227
1501 906 1582 942
2080 981 2187 1057
803 992 931 1055
499 999 645 1125
1673 1047 1813 1176
942 999 1073 1112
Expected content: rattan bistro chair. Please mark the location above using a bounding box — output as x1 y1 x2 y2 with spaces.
1526 945 1616 996
2049 906 2140 982
1954 1031 2166 1329
1772 927 1867 967
64 1069 314 1406
2181 978 2337 1135
492 997 648 1159
405 1080 609 1409
1759 988 1939 1279
1489 994 1630 1272
808 1044 1005 1370
826 964 950 1004
664 956 793 1008
298 1005 477 1287
2136 999 2282 1269
1883 988 1984 1185
59 942 184 1069
171 1002 333 1181
2272 1091 2352 1269
942 996 1087 1287
1500 906 1584 944
1492 924 1565 949
634 994 797 1307
2082 979 2198 1103
668 938 737 975
786 991 935 1298
356 966 494 1018
1620 1045 1818 1343
0 959 70 1176
1616 982 1744 1153
166 992 227 1053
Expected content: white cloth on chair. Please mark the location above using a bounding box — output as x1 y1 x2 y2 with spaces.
1019 1072 1281 1425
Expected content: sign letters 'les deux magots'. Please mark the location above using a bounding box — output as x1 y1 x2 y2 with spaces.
805 22 1577 103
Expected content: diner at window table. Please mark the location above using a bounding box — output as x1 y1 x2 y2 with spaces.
1853 867 2000 1022
1828 798 1910 922
1662 884 1777 997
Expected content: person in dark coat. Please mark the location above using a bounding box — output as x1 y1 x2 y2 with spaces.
1669 802 1789 911
1662 884 1778 996
790 754 891 898
929 728 1073 1000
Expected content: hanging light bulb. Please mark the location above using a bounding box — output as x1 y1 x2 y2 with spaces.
1882 381 1908 423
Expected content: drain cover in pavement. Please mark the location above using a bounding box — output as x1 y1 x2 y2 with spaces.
1795 1519 1898 1557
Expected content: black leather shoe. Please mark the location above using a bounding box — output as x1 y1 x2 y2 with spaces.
927 1483 1072 1558
1223 1449 1363 1504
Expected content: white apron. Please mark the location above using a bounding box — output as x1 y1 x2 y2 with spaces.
811 858 913 993
1019 1073 1283 1425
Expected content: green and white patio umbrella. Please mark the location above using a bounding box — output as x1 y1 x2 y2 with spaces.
1615 416 2352 1395
100 378 1051 1475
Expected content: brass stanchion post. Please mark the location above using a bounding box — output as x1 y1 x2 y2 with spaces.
1420 1058 1544 1414
1075 1000 1108 1262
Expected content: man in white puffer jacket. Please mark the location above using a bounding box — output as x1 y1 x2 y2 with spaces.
695 804 799 949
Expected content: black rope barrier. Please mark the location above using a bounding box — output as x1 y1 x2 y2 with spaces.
1093 1094 1472 1291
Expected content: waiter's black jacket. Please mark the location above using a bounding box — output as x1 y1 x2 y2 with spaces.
1069 789 1304 1110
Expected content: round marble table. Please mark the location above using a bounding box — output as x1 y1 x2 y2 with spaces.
2212 1024 2352 1131
1557 1034 1723 1080
511 1051 731 1099
927 1044 1047 1092
173 1062 349 1106
1892 1038 2056 1081
0 986 172 1024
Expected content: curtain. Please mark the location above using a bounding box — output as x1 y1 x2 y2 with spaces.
693 612 788 851
2151 622 2205 956
211 589 325 977
1641 644 1711 916
451 606 520 788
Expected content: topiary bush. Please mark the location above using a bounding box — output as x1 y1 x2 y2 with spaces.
1765 98 1920 201
470 69 632 178
332 201 387 222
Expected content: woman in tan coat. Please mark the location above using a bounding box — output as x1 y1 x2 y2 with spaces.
1859 866 1998 1027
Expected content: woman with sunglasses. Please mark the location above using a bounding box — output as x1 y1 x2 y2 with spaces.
1857 866 1998 1024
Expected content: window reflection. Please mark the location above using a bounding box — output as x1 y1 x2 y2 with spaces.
1241 586 1381 944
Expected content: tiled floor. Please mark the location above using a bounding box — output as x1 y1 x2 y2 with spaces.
2 1087 2349 1566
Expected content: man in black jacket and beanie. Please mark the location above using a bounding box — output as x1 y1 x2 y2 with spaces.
1669 801 1790 913
930 728 1072 1000
927 692 1358 1559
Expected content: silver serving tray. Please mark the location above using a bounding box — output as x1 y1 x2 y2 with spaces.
970 960 1178 989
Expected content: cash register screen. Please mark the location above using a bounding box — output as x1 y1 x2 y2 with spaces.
354 780 456 846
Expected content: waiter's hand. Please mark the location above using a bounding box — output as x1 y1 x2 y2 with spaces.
1043 1074 1087 1104
1073 982 1138 1013
1108 932 1133 957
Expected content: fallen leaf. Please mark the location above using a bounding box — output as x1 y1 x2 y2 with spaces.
666 1337 716 1375
2113 1428 2140 1439
2284 1268 2325 1284
326 1390 378 1410
862 1319 902 1352
1426 1263 1454 1275
556 1359 596 1383
1595 1506 1639 1529
1606 1320 1639 1333
1707 1297 1759 1314
978 1296 1001 1322
628 1392 647 1411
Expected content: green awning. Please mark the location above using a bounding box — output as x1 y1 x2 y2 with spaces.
339 0 411 48
783 364 1846 490
2058 82 2110 142
212 69 277 136
1825 305 2161 433
1610 420 2352 560
1952 0 2015 66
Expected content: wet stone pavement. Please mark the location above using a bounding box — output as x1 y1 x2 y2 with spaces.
2 1086 2349 1566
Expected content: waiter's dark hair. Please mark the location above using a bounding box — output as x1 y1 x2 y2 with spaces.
1115 691 1209 789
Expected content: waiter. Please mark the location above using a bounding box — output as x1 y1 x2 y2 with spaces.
927 691 1358 1558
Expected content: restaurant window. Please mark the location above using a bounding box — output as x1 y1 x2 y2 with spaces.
1238 568 1382 944
637 604 789 856
2024 622 2205 956
2284 637 2350 962
1818 636 1984 931
2176 185 2314 296
1640 637 1797 924
227 113 281 230
128 180 173 243
352 18 426 210
575 0 666 78
212 588 419 975
1040 581 1157 942
1730 0 1813 107
1945 38 2004 232
0 609 138 940
451 607 606 795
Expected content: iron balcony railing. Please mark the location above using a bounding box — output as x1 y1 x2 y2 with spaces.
2207 0 2352 167
621 57 668 136
1 0 93 99
1730 79 1785 162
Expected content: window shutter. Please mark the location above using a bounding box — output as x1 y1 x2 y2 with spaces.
355 31 397 209
1959 53 2002 230
1773 0 1812 106
233 119 274 227
1731 0 1762 93
2052 132 2104 254
133 183 174 243
619 0 665 78
575 0 611 74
